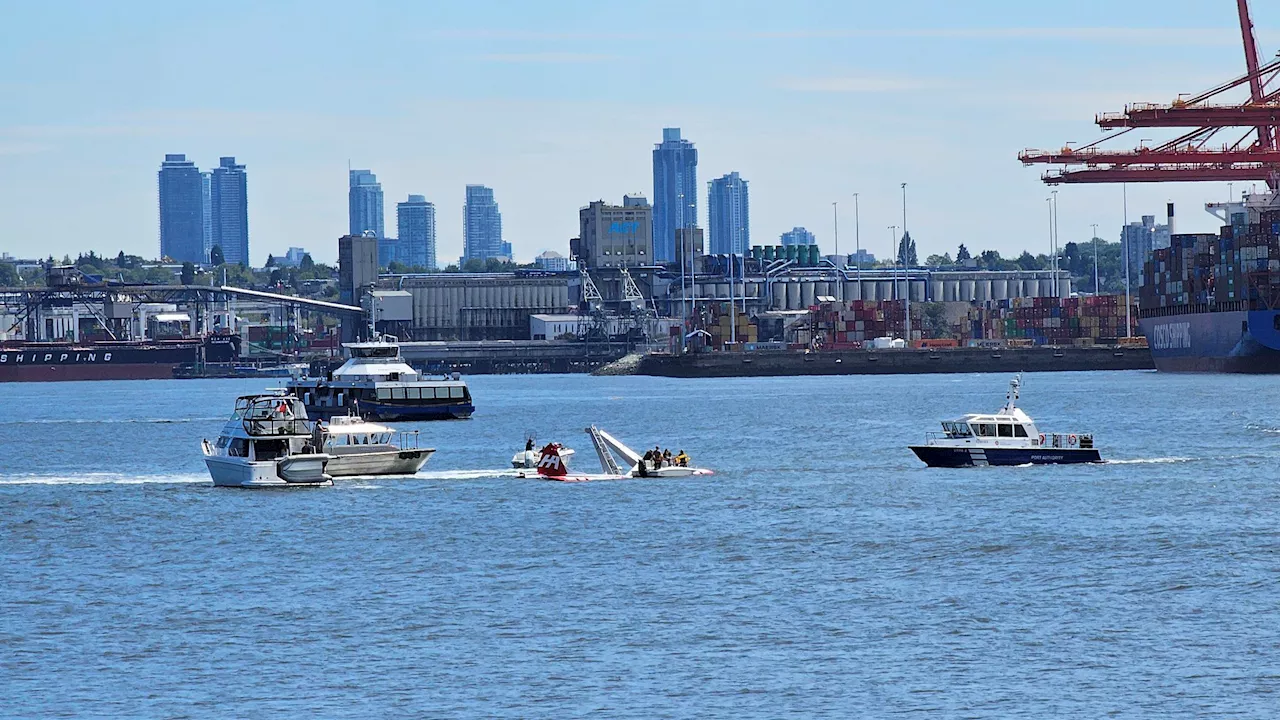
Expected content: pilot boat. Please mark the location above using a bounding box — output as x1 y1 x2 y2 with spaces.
321 415 434 477
286 335 473 422
908 375 1102 467
201 393 332 487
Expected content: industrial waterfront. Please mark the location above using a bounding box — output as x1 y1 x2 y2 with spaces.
3 370 1279 716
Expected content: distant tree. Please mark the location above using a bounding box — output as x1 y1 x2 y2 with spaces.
269 268 283 286
265 254 276 268
463 258 485 272
299 253 315 271
116 250 126 268
180 261 196 285
1015 251 1042 271
897 231 918 266
956 244 971 263
924 252 952 267
443 263 461 273
60 254 73 266
0 262 19 287
977 249 1003 270
387 261 408 274
210 245 225 265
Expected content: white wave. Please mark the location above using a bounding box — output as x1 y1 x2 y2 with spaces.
0 417 223 426
1104 457 1195 465
0 472 209 486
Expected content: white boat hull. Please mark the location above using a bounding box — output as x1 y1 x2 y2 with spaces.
326 448 433 477
204 455 332 488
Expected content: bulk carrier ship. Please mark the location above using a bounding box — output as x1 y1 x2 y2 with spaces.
1138 194 1280 373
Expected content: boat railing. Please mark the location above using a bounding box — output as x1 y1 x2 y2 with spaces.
1039 432 1093 449
242 417 315 437
397 430 421 450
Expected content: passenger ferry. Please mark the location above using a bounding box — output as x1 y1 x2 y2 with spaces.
201 393 331 488
908 376 1102 467
286 336 474 422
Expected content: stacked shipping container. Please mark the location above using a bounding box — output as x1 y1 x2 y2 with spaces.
970 295 1137 345
1140 209 1280 311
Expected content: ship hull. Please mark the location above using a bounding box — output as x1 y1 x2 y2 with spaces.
1139 309 1280 373
0 336 240 383
910 446 1102 467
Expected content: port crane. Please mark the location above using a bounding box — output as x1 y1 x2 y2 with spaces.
1020 0 1280 188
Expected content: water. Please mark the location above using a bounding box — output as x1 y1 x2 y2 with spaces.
2 371 1279 717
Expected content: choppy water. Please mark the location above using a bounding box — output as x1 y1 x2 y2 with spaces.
2 371 1279 718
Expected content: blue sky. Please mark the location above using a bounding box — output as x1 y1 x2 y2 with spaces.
2 0 1278 265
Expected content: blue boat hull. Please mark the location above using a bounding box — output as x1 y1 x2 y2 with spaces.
909 446 1102 468
1140 308 1280 373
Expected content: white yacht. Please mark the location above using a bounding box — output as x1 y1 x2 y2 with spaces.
321 415 434 477
286 336 473 422
909 375 1102 467
202 393 332 487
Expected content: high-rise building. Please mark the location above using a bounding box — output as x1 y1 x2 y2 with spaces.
535 250 573 272
158 154 205 263
652 128 698 263
1121 214 1171 289
338 234 379 341
200 171 213 261
349 169 384 239
209 157 249 266
780 227 816 246
397 194 437 270
463 185 503 262
576 195 654 269
708 171 749 255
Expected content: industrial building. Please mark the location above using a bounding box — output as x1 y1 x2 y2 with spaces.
388 272 575 341
575 195 653 269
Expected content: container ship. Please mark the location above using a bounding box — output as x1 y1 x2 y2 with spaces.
1138 196 1280 373
0 334 241 382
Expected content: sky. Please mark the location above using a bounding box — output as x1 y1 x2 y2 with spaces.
2 0 1279 266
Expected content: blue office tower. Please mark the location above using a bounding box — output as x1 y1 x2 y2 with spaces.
652 128 698 262
209 157 249 266
158 154 205 263
708 171 749 255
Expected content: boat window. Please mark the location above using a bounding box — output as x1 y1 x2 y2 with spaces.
1014 425 1028 438
392 387 406 400
381 433 391 444
229 438 249 457
215 436 230 449
997 424 1013 438
975 423 997 437
449 386 464 399
377 388 391 400
406 387 421 400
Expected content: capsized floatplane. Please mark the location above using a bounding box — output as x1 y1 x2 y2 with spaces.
517 426 713 482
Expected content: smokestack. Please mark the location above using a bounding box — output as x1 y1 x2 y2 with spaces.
1166 201 1176 235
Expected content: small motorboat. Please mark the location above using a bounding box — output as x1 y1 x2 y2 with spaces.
202 392 332 488
319 415 434 477
517 426 712 481
512 436 573 469
908 375 1102 467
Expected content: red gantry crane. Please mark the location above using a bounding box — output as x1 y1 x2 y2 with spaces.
1020 0 1280 188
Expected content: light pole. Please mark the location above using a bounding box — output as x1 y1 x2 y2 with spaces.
832 201 840 301
1122 183 1131 337
1090 223 1100 294
901 183 911 341
1051 189 1060 297
1047 197 1055 296
678 192 687 352
853 192 861 295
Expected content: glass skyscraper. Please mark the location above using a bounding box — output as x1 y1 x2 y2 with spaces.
210 156 249 266
397 194 437 270
708 171 749 255
463 185 503 262
157 154 205 263
652 128 698 263
200 171 212 261
349 169 384 239
780 227 817 246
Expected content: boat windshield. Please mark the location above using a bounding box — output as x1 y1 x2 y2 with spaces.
352 346 399 359
942 422 972 437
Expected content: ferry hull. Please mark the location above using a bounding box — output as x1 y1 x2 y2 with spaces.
305 401 474 422
910 446 1102 468
1140 308 1280 373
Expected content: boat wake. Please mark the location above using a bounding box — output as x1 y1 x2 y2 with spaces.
1105 457 1196 465
0 417 223 426
0 472 209 486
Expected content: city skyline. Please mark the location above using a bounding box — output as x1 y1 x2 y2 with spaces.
4 2 1279 266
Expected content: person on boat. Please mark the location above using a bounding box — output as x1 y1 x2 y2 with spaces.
525 437 534 452
674 450 689 467
663 449 672 467
653 446 662 467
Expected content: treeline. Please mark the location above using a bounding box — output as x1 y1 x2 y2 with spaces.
920 240 1130 294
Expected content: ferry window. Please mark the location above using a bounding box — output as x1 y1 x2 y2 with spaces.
406 387 421 400
392 387 406 400
449 386 464 399
997 424 1013 438
1014 425 1029 438
377 388 391 400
